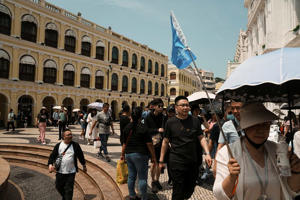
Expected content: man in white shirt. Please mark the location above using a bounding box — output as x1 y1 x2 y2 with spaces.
48 129 87 200
7 109 15 131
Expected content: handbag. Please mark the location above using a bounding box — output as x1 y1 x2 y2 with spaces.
116 159 128 185
54 143 72 171
94 138 101 149
116 129 133 184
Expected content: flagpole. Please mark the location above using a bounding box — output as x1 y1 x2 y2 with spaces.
186 48 234 158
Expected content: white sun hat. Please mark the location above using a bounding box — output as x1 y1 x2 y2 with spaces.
240 103 278 130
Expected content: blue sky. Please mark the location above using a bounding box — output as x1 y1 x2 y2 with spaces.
47 0 247 78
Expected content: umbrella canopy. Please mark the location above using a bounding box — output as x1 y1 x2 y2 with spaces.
72 108 80 112
187 91 215 104
280 102 300 110
53 106 67 110
273 108 285 115
217 48 300 103
53 105 62 110
88 102 103 111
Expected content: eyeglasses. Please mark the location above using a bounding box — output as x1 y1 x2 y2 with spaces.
157 104 164 108
177 104 190 107
231 106 241 111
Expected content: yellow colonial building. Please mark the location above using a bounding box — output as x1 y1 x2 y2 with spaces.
168 64 202 104
0 0 168 127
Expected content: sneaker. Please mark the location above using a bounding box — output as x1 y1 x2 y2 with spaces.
97 152 104 158
129 196 141 200
155 181 163 190
151 182 159 193
105 156 111 162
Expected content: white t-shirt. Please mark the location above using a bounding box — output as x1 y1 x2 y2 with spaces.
294 131 300 159
58 142 76 174
243 153 281 199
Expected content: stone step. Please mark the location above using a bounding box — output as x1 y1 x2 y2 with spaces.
0 144 126 200
0 149 121 200
8 161 84 200
2 154 101 200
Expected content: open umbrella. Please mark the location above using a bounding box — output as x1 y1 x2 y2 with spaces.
72 108 80 112
217 48 300 103
88 102 103 111
280 102 300 110
273 108 285 116
53 106 67 111
53 105 62 110
187 91 215 104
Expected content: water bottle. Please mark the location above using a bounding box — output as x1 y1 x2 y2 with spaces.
276 140 291 177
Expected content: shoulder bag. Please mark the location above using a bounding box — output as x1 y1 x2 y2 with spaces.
54 143 72 171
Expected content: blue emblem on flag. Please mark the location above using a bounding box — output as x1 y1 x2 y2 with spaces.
170 11 197 69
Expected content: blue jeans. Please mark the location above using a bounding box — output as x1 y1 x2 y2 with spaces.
125 153 149 200
99 133 109 155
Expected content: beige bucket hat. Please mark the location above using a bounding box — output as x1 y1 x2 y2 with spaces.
240 103 278 129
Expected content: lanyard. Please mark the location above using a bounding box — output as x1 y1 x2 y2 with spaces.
243 142 268 197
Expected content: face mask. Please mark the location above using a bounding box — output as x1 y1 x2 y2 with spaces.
245 133 267 149
227 114 235 121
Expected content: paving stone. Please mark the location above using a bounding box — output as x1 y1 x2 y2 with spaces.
0 123 216 200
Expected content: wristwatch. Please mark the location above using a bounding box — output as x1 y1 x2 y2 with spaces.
159 161 164 164
203 152 209 155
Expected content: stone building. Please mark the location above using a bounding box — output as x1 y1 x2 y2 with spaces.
0 0 168 126
199 69 216 91
226 30 248 79
227 0 300 78
168 64 202 104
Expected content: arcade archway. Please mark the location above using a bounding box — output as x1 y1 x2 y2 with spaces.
18 95 34 127
80 99 89 113
111 100 118 121
0 94 8 128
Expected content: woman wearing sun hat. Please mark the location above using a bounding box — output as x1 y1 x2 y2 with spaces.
213 103 300 200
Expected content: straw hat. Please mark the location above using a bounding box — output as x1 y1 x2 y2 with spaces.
240 103 278 129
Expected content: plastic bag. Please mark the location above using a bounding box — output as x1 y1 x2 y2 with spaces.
94 140 101 149
116 159 128 185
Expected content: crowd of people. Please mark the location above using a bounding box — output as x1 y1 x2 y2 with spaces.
4 95 300 200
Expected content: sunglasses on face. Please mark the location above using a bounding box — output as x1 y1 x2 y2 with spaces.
157 104 164 108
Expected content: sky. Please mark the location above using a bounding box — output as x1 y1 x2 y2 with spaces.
47 0 248 79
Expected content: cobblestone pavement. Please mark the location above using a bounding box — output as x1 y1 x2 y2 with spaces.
0 122 216 200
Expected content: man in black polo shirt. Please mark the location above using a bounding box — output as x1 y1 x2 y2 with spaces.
159 96 212 200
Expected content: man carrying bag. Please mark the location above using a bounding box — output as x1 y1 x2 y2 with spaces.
48 129 87 200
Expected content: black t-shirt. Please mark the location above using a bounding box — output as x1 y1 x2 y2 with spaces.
164 115 203 169
120 115 131 138
123 122 152 155
209 123 220 143
38 113 48 123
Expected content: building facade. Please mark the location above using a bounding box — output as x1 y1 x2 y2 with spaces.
226 30 248 79
0 0 168 126
168 64 202 104
245 0 300 57
199 70 216 91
